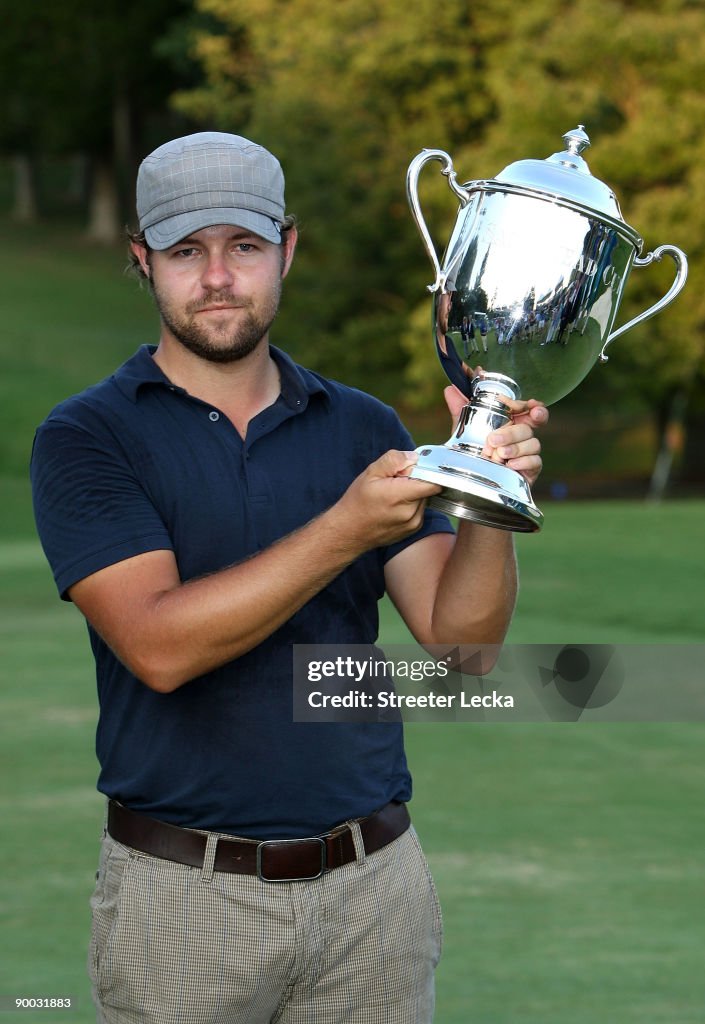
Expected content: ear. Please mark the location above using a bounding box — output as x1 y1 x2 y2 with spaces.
280 226 298 280
130 240 151 278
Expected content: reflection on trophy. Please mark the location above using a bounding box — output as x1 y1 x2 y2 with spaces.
406 126 688 531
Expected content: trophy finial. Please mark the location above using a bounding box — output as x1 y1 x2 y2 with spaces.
563 125 591 156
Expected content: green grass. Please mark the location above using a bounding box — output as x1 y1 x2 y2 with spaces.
2 218 704 1022
509 500 705 644
409 722 705 1024
380 499 705 646
380 503 705 1022
0 545 102 1021
0 218 153 482
2 507 704 1022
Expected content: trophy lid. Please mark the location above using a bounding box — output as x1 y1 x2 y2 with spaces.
494 125 629 225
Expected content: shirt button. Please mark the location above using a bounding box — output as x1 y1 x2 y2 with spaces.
209 410 220 422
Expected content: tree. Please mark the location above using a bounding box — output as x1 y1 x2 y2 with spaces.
0 0 201 239
464 0 705 489
171 0 502 399
173 0 704 446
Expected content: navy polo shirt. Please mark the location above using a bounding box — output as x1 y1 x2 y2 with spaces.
31 344 454 838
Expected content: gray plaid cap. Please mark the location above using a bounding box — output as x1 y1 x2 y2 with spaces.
136 132 285 249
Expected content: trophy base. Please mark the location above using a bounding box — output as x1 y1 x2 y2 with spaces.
410 444 543 532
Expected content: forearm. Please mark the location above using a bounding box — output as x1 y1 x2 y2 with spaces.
72 450 439 692
388 395 545 650
429 520 518 645
118 506 367 691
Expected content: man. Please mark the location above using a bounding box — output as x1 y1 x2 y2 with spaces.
31 132 546 1024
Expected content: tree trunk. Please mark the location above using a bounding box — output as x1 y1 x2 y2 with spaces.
647 389 688 502
11 153 39 222
113 85 133 221
86 157 121 244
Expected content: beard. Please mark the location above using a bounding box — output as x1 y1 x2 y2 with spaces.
150 278 282 365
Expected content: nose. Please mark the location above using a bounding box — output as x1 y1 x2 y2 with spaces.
200 253 234 292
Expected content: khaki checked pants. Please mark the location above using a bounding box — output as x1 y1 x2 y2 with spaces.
89 824 442 1023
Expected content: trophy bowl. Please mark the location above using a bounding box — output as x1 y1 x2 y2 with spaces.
407 126 688 531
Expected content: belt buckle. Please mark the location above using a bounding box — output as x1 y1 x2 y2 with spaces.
256 837 327 883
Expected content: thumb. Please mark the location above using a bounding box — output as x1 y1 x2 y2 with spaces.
370 449 419 479
444 385 468 421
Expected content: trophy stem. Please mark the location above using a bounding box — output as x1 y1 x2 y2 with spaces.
451 391 513 456
410 373 543 532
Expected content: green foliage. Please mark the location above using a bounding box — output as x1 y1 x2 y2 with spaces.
170 0 498 398
173 0 705 417
0 1 193 157
472 0 705 410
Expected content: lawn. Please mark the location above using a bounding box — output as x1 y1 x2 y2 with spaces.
3 508 703 1023
1 219 704 1022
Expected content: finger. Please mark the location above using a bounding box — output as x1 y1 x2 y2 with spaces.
374 463 442 499
393 478 443 501
370 449 419 479
443 385 468 421
503 399 549 428
502 396 543 413
495 437 542 462
505 454 543 484
483 426 541 463
405 498 431 531
524 403 549 427
487 423 535 448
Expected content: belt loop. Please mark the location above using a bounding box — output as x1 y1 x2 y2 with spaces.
200 833 219 885
348 820 366 864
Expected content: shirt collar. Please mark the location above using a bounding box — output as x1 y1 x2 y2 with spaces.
269 345 330 411
112 344 331 410
112 345 172 402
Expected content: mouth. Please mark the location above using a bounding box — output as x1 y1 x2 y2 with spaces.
196 304 241 313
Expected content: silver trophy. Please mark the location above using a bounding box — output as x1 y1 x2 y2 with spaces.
406 125 688 531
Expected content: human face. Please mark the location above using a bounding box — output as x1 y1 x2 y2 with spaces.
135 225 296 364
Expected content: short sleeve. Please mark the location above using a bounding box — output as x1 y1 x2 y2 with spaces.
376 405 456 563
31 418 173 599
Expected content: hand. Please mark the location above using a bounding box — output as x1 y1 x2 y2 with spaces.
443 385 548 488
483 397 547 487
334 449 440 552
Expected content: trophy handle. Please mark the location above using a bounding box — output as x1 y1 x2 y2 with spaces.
599 244 688 362
406 149 471 293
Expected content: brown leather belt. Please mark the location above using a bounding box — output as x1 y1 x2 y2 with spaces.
107 799 410 883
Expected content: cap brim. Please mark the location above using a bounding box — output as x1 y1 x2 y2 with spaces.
144 207 282 249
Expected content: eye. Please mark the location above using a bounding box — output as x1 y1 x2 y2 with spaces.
172 247 200 259
234 242 256 254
